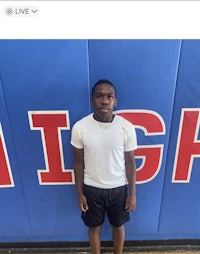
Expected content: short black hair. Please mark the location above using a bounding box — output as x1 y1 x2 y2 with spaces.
91 79 116 97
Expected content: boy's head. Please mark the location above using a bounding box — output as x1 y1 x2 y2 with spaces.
90 79 117 122
91 79 116 98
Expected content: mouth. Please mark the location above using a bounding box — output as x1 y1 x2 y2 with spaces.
100 108 109 112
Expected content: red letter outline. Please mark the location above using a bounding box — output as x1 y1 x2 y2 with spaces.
28 111 74 185
172 108 200 183
116 109 165 184
0 123 14 188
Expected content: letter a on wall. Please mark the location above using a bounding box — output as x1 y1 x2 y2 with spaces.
0 123 14 187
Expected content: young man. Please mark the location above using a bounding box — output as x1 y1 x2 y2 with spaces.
71 79 137 254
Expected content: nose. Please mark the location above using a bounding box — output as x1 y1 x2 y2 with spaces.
101 96 109 104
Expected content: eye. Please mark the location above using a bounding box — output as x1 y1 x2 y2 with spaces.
96 95 103 99
107 95 114 99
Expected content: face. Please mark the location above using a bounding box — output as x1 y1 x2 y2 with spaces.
91 83 117 122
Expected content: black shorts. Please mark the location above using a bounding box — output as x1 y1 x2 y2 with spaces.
82 184 130 228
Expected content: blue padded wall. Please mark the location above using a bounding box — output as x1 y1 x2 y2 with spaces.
0 39 200 242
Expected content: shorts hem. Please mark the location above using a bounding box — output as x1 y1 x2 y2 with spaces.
109 217 130 228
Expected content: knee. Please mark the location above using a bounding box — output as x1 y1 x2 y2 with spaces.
89 225 102 234
111 225 124 233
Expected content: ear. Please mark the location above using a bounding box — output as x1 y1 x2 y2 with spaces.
90 97 93 105
115 98 118 107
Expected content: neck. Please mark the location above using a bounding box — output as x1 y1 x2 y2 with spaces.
93 113 115 123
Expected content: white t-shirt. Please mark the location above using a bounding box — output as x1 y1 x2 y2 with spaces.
71 114 137 189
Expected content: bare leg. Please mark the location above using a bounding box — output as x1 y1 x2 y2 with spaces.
112 225 125 254
89 225 102 254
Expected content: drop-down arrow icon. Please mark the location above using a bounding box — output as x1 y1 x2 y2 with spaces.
31 9 38 14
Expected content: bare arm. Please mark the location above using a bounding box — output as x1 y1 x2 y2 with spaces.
73 147 88 212
125 150 136 212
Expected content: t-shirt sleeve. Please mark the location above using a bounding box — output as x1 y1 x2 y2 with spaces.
124 122 138 152
70 122 84 149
